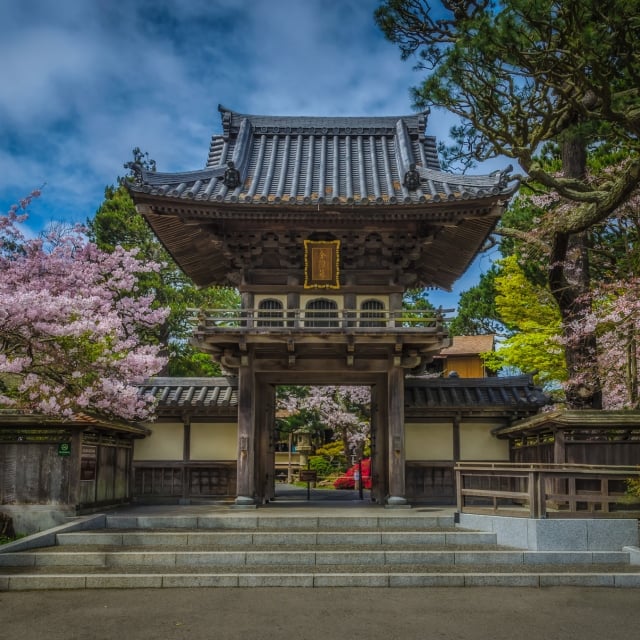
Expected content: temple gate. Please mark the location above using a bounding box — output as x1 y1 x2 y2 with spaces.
127 105 518 506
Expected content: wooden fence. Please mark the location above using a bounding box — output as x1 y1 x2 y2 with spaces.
455 462 640 518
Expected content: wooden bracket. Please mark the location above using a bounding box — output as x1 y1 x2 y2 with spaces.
287 339 296 367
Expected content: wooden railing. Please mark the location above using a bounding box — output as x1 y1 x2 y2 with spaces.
455 462 640 519
192 308 451 332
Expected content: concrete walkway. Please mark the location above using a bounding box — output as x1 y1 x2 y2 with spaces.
1 586 639 639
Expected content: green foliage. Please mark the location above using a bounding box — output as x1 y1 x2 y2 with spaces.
315 441 346 460
167 345 221 377
626 478 640 500
449 268 502 336
308 455 339 478
403 289 434 311
0 533 25 546
314 441 349 472
481 256 566 389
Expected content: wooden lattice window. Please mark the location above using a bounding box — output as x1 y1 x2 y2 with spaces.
257 298 284 327
360 299 385 327
305 298 339 328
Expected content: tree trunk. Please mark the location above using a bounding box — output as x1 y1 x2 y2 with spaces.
548 134 602 409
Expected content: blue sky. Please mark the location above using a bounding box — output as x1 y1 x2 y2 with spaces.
0 0 503 309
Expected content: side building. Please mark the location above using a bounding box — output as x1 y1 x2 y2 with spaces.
135 374 548 505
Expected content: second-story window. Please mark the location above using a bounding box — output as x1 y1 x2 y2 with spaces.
257 298 284 327
360 299 385 327
305 298 339 328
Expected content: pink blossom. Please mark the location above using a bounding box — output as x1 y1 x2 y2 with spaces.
0 195 168 420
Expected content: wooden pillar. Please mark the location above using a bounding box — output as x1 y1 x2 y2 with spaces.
256 380 276 503
181 416 190 504
452 414 461 506
554 428 566 464
370 379 387 504
235 361 256 505
242 292 254 328
68 430 83 508
387 365 407 505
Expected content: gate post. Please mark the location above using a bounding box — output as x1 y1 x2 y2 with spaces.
387 365 407 506
235 361 256 506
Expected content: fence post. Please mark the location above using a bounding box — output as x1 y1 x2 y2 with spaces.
528 471 542 518
455 467 463 513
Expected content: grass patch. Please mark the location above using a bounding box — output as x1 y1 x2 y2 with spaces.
0 533 25 545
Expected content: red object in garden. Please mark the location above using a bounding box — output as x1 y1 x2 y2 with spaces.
333 458 371 490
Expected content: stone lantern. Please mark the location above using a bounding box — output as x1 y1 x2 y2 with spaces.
294 427 314 469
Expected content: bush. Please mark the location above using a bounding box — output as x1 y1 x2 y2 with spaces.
626 477 640 500
308 455 335 478
333 458 371 490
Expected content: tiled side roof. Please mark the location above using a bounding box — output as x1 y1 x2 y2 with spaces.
140 376 547 416
128 105 517 207
140 377 238 415
493 409 640 438
404 376 549 413
0 412 150 437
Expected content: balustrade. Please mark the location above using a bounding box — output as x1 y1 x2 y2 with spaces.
455 462 640 518
191 308 450 332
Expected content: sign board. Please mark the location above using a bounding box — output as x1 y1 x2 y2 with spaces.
57 442 71 457
80 445 97 481
299 470 317 482
303 239 340 289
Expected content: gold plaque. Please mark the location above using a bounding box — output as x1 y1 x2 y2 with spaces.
304 239 340 289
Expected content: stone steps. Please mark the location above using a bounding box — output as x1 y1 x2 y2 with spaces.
53 530 496 547
1 511 639 590
102 514 454 530
3 572 640 589
0 550 632 569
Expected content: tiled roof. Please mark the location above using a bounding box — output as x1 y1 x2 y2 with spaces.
493 409 640 438
0 412 150 437
404 375 549 414
141 375 547 417
439 335 495 357
140 377 238 415
128 105 518 207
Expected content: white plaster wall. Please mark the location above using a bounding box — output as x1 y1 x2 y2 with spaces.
190 423 238 461
460 422 510 460
405 423 453 460
134 422 184 461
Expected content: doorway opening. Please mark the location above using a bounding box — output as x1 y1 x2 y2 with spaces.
271 384 373 503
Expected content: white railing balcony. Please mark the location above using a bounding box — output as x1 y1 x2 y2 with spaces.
192 308 452 333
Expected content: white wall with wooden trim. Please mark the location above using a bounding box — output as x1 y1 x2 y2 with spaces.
405 423 453 460
460 421 510 460
189 423 237 461
134 422 184 461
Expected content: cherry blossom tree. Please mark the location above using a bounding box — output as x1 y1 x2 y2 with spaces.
0 193 168 420
277 386 370 461
572 278 640 410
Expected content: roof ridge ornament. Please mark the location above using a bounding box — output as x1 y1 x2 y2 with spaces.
495 164 514 188
403 163 421 191
126 162 144 186
223 161 241 189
